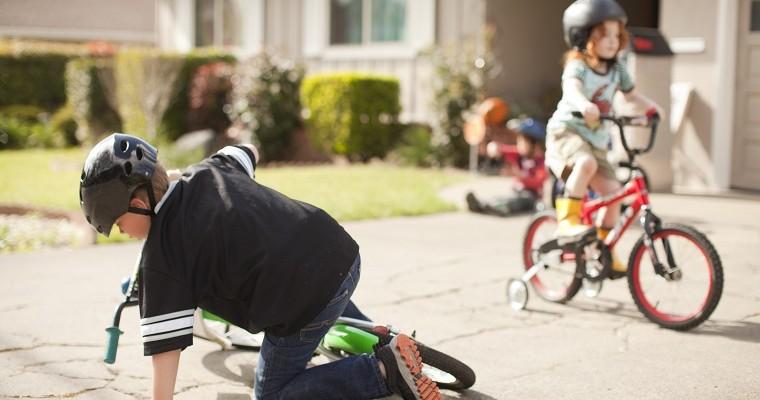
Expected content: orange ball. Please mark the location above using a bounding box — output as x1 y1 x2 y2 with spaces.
478 97 509 126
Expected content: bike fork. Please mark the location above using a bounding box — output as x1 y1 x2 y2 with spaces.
640 208 681 280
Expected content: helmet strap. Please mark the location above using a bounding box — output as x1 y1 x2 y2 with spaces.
128 206 152 216
127 184 157 217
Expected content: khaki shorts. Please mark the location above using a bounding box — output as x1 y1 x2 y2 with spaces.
545 127 616 181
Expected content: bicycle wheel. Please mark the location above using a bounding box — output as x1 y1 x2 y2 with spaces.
627 224 723 330
320 327 476 390
523 210 583 303
416 341 476 390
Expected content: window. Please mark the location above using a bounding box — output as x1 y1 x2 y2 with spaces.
752 0 760 31
195 0 242 47
330 0 406 45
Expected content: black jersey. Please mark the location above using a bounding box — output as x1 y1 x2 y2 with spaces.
138 146 359 356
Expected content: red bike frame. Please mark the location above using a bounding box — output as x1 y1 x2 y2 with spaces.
580 172 650 250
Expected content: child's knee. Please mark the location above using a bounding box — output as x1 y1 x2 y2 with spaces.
574 156 598 176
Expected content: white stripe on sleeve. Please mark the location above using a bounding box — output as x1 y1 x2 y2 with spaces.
217 146 254 178
142 328 194 343
140 309 195 325
140 315 194 337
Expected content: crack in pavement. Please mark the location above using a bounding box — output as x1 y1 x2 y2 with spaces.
384 256 469 284
0 342 100 354
368 277 511 308
431 314 565 346
3 383 109 399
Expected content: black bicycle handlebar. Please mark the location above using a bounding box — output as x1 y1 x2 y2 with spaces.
570 111 660 161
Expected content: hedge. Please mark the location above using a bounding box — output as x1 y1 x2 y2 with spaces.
65 58 121 144
0 53 70 111
301 73 401 161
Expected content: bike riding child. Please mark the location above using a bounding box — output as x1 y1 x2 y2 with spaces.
466 117 547 217
79 134 440 400
546 0 662 277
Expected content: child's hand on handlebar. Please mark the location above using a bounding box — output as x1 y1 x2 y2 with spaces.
582 102 601 129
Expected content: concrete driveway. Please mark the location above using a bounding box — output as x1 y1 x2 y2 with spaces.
1 178 759 399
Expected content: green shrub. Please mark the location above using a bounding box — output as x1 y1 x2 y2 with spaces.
387 123 437 167
49 104 79 146
228 53 304 161
301 73 401 161
65 57 121 144
115 49 177 138
0 105 64 149
0 52 71 111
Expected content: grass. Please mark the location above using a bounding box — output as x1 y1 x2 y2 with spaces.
0 148 87 211
0 149 469 245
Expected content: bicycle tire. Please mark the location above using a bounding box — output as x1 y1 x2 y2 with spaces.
627 223 724 330
523 210 583 303
320 330 476 391
372 331 476 391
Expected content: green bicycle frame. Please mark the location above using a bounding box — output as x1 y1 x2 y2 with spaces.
321 324 379 354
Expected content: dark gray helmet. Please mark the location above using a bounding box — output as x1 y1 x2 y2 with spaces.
563 0 627 49
79 133 158 236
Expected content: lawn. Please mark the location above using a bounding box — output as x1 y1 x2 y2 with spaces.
0 148 468 220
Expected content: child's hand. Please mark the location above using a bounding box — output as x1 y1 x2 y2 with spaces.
582 103 600 129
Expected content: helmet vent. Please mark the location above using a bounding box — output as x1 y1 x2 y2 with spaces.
136 147 143 160
119 140 129 153
80 170 86 181
124 161 133 176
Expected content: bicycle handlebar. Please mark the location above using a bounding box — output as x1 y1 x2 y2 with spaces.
570 111 660 161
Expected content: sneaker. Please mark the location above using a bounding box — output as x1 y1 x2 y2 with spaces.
465 192 483 213
375 334 440 400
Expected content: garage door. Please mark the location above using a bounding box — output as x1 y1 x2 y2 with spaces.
732 0 760 190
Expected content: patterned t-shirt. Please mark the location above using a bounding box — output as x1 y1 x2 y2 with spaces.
547 59 635 149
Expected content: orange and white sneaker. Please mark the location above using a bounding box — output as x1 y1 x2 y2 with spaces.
375 334 440 400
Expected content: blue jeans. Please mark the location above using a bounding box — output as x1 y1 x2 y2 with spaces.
253 255 390 399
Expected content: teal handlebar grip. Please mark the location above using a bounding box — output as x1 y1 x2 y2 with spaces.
104 326 123 364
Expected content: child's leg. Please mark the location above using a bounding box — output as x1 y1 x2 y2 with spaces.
253 257 389 399
588 173 622 229
588 171 627 276
342 300 371 321
563 154 598 198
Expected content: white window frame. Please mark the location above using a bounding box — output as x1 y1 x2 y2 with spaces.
157 0 263 56
303 0 434 60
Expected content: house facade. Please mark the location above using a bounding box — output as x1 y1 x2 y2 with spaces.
1 0 758 192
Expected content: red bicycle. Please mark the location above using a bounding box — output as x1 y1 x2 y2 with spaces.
507 112 723 331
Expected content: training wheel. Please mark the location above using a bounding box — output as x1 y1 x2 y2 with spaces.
582 279 603 298
507 279 529 310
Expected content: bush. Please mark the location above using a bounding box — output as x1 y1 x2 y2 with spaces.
301 73 400 161
387 123 437 167
161 51 236 142
187 61 233 136
115 48 188 140
65 57 121 144
0 52 70 111
0 105 65 149
49 104 79 146
227 53 305 161
425 29 498 167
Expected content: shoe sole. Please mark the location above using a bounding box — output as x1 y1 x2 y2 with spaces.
391 334 440 400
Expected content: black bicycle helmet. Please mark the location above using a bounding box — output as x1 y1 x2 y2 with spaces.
563 0 627 50
79 133 158 236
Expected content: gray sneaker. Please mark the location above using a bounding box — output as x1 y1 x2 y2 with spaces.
375 334 440 400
